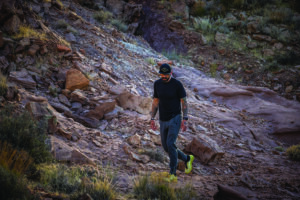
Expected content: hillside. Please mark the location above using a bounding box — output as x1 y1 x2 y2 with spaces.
0 0 300 199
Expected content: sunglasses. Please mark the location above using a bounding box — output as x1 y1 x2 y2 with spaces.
159 73 171 77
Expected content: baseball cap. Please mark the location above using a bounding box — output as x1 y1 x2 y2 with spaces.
159 63 172 74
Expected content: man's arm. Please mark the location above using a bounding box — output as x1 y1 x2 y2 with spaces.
180 97 188 119
151 98 159 119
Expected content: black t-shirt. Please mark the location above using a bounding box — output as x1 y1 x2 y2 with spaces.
153 77 186 121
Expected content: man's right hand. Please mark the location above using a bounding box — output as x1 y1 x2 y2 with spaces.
150 120 157 131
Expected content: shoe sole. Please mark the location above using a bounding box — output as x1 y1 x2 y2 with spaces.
185 155 194 174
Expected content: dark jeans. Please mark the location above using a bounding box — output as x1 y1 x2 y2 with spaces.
160 114 188 175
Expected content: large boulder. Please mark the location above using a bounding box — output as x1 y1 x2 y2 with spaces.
51 136 95 165
116 92 152 115
85 100 116 120
184 136 225 164
25 101 57 134
65 68 89 91
8 69 36 90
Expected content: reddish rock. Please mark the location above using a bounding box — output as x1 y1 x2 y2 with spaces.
27 44 40 56
85 100 116 120
127 134 141 147
184 137 224 164
65 69 89 91
57 44 71 52
157 60 173 66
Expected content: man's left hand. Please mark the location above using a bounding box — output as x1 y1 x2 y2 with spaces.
181 120 187 132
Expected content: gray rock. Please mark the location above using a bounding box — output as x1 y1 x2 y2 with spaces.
71 102 82 111
65 32 77 43
59 94 71 107
8 69 36 90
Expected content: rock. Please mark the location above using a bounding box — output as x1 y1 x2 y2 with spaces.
19 37 30 47
127 134 141 147
246 42 257 49
109 85 127 95
157 60 173 66
57 124 72 140
106 0 125 17
123 3 142 23
168 20 185 31
51 136 95 165
262 49 274 57
27 44 40 56
0 56 9 72
70 89 89 105
8 69 36 90
57 44 71 52
58 94 71 107
223 73 230 80
71 102 82 111
3 15 21 34
252 34 272 42
285 85 293 93
123 145 150 163
85 100 116 120
25 101 57 134
64 111 100 128
273 42 283 50
116 92 152 115
247 21 259 34
30 3 41 13
184 137 225 164
215 32 229 43
65 69 89 91
48 101 70 113
104 106 123 120
213 184 248 200
65 32 76 43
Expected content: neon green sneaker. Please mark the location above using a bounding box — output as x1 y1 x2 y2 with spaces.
185 155 194 174
165 174 178 183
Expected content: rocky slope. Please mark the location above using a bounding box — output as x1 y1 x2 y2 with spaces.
0 0 300 199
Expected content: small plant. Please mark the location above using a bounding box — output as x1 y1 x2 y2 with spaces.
0 166 33 200
145 57 156 65
111 19 128 32
87 178 116 200
193 17 213 33
0 105 51 164
0 72 7 97
275 146 284 152
286 144 300 161
93 10 113 23
134 172 197 200
210 63 218 77
55 19 68 29
0 141 33 175
162 49 186 62
14 25 47 40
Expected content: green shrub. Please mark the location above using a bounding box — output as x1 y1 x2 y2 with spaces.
0 105 51 164
210 63 218 77
93 10 113 23
193 17 213 33
0 166 33 200
111 19 128 32
275 146 284 152
55 19 68 29
134 172 197 200
0 72 7 97
87 179 116 200
145 57 156 65
286 144 300 161
0 141 33 175
265 7 293 24
39 164 117 199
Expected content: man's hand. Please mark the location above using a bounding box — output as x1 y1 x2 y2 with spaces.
150 120 157 131
181 120 187 132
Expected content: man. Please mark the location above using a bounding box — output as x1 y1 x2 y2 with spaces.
150 63 194 182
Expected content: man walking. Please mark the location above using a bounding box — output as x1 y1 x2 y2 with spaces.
150 63 194 182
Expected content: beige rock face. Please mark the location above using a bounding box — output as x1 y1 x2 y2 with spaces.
65 69 89 91
184 137 225 164
116 92 152 115
86 100 116 120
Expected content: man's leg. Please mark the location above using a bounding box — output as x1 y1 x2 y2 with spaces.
167 115 182 175
160 120 169 153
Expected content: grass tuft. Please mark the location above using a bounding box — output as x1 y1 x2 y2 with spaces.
286 144 300 161
0 72 7 97
134 172 197 200
93 11 113 23
14 25 47 40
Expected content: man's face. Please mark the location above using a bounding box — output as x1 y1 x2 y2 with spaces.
160 73 171 83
